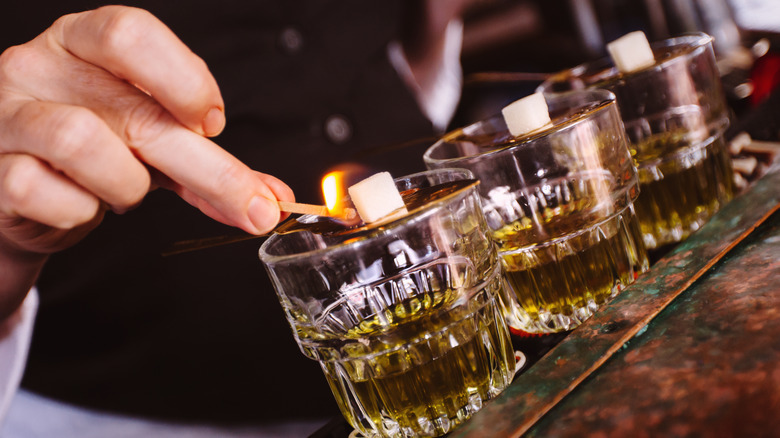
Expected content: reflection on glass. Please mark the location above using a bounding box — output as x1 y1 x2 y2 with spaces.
425 90 649 334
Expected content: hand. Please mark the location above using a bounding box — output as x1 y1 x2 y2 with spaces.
0 5 293 252
0 6 293 315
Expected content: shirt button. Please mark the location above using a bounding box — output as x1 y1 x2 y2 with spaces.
278 27 303 54
325 115 352 145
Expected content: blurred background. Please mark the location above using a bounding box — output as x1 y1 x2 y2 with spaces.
453 0 780 141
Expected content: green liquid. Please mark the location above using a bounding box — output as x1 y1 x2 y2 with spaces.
491 183 648 333
315 287 515 437
632 133 734 249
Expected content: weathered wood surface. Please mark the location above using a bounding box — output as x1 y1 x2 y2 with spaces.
451 167 780 437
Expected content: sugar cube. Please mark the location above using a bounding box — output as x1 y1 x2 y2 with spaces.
348 172 407 224
607 31 656 74
501 92 551 137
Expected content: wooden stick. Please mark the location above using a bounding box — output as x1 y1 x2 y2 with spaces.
277 201 357 219
278 201 329 216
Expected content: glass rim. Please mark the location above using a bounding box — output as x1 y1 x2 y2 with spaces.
258 168 478 264
536 32 715 94
423 88 617 166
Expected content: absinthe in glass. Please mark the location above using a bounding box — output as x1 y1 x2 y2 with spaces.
261 171 519 438
311 275 515 438
631 130 734 249
485 174 648 334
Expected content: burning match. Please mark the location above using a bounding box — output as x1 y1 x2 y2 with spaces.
277 201 356 219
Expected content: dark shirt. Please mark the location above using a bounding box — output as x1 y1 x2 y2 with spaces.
1 1 435 424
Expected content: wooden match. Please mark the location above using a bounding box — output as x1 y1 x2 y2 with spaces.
277 201 357 219
278 201 327 216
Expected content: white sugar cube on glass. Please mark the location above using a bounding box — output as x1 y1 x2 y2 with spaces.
607 31 656 74
348 172 407 223
501 92 551 137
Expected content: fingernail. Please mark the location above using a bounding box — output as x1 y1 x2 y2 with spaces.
248 196 280 234
203 107 226 137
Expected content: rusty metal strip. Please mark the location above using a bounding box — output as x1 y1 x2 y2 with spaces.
451 167 780 437
526 210 780 435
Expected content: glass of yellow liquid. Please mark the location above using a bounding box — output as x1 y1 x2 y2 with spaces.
538 33 734 251
424 89 649 334
259 169 516 437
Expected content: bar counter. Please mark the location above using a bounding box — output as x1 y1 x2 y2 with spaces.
450 165 780 437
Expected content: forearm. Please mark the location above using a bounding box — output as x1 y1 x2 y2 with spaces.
0 239 46 322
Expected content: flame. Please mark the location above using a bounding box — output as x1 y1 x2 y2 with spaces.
322 171 346 216
321 164 372 224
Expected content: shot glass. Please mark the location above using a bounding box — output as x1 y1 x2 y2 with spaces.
259 169 516 438
538 33 734 250
424 89 649 334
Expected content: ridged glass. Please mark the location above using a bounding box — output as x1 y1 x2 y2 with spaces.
424 89 649 334
259 169 515 437
538 33 734 249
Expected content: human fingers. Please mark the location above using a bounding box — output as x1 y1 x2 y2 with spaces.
152 169 292 230
53 6 225 137
66 81 284 233
0 98 150 212
71 96 283 234
0 153 100 229
114 109 282 233
255 172 295 221
0 9 282 234
9 67 279 234
255 172 295 203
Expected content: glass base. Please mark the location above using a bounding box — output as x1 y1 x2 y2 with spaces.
318 266 516 438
